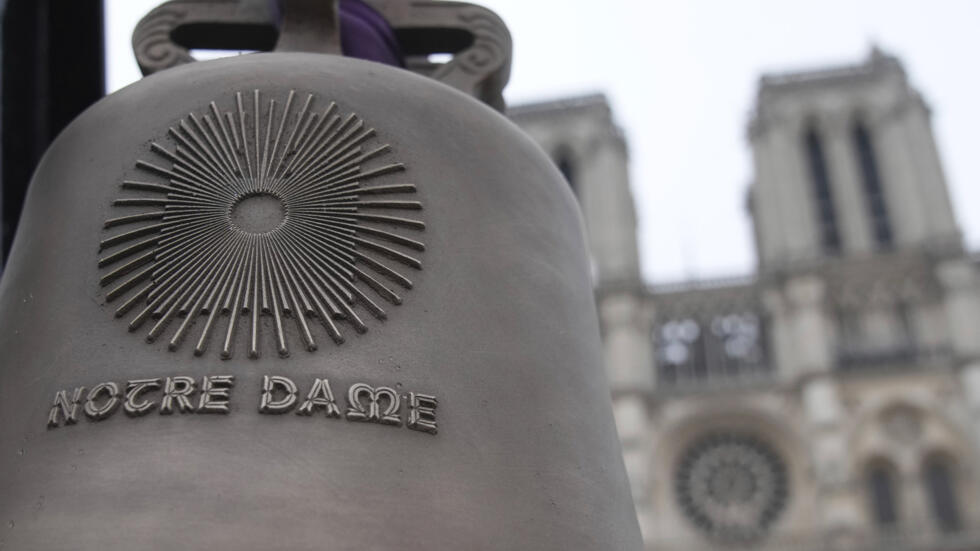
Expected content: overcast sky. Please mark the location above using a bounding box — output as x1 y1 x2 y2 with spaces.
106 0 980 284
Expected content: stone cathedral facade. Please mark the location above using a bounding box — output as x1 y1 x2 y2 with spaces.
510 49 980 550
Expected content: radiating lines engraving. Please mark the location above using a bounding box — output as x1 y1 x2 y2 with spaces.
99 90 425 359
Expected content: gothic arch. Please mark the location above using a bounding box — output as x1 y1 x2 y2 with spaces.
864 456 901 528
849 112 894 248
801 118 841 254
921 450 963 532
656 402 808 471
847 395 976 471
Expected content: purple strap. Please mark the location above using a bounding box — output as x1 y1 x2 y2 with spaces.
339 0 404 67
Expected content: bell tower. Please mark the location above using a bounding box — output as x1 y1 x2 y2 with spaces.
509 94 641 288
748 47 961 271
744 49 980 540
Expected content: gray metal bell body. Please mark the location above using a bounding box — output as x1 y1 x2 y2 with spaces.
0 54 641 550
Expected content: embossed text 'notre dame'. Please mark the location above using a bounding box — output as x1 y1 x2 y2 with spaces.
46 375 437 435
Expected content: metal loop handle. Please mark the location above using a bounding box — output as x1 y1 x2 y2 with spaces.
132 0 512 110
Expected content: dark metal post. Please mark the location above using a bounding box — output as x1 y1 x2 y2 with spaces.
0 0 105 267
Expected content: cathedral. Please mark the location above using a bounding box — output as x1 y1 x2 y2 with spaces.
510 48 980 550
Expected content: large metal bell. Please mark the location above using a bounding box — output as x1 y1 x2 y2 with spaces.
0 1 642 549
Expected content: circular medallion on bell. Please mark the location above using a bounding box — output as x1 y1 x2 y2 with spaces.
97 89 426 359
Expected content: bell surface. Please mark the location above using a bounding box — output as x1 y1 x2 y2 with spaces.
0 52 641 550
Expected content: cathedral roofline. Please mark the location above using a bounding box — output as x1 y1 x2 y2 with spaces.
507 93 611 119
508 92 629 155
747 47 911 139
646 273 757 297
756 46 906 94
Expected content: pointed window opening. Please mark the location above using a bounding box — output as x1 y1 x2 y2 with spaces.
923 454 962 533
866 460 900 529
853 121 893 248
804 125 841 254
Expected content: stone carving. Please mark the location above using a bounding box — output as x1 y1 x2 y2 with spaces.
675 433 789 543
881 404 923 444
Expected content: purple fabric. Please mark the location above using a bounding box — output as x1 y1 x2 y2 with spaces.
339 0 404 67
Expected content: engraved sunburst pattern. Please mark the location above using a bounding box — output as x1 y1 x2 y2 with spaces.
98 90 425 359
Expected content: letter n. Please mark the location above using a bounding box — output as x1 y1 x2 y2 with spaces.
47 387 86 428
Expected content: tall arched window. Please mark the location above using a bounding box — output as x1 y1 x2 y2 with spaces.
803 125 841 254
552 146 577 195
866 460 900 529
852 121 893 248
923 454 962 533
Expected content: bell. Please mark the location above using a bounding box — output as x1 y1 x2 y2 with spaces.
0 1 641 549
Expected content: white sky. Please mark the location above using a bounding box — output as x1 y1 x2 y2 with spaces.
106 0 980 284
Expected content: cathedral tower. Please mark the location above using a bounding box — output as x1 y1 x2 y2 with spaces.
748 47 961 271
511 50 980 549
